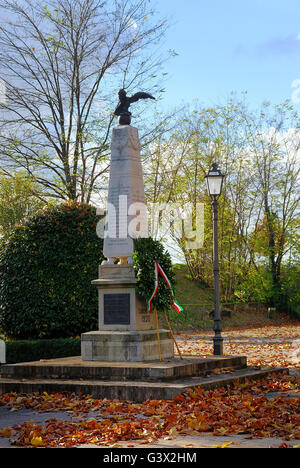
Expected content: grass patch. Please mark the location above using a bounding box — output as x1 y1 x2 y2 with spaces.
168 264 294 331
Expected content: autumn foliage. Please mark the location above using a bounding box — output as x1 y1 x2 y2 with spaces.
0 373 299 447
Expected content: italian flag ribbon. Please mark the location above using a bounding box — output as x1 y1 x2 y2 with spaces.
147 262 183 314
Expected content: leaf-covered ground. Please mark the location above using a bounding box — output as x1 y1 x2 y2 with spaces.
0 324 299 448
176 324 300 371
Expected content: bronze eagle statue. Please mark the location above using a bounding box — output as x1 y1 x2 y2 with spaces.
114 89 155 123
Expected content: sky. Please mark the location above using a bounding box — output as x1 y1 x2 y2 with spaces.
152 0 300 111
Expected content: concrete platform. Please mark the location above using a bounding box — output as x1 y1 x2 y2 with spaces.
0 354 288 402
0 355 247 381
0 367 288 402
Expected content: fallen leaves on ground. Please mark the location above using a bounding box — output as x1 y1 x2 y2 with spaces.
0 325 299 447
0 372 299 448
175 324 300 371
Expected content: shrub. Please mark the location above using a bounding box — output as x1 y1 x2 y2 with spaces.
5 338 81 364
280 265 300 318
0 202 103 339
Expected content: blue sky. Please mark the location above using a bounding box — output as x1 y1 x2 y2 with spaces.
154 0 300 110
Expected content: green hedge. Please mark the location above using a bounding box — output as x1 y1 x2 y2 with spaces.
5 338 81 364
0 202 104 339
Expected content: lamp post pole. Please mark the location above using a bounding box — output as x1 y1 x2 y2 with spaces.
212 195 223 356
205 163 224 356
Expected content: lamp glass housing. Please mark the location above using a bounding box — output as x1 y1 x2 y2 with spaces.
205 164 224 197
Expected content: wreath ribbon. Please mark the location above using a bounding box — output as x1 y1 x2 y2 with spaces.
147 262 183 314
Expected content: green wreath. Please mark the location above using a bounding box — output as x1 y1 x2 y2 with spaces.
132 237 177 315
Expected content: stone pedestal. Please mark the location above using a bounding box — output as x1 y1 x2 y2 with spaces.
81 330 174 362
81 264 174 361
81 124 174 362
93 264 156 332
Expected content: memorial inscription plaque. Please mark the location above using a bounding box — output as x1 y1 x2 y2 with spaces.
104 293 130 325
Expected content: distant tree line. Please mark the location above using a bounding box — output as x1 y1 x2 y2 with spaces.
143 97 300 313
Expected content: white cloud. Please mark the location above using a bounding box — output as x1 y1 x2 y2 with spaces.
291 79 300 104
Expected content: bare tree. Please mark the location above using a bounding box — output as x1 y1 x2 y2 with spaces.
0 0 169 201
242 102 300 300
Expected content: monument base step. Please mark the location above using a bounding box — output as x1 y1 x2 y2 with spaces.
0 367 288 402
0 355 247 381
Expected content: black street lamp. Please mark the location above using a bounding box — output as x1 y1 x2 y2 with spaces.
205 163 224 356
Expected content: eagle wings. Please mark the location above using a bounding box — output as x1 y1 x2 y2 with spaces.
128 92 155 104
114 89 155 116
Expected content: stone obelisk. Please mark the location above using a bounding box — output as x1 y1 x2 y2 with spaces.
102 124 147 265
81 93 174 362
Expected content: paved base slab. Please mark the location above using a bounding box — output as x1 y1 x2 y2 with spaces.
0 355 247 381
0 365 287 402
